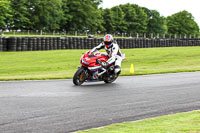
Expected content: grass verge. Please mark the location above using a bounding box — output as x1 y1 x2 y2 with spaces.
76 110 200 133
1 47 200 80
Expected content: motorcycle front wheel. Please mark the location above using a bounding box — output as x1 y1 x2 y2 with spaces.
73 67 87 86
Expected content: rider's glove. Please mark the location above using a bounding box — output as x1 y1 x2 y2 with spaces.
89 52 93 55
101 62 108 67
89 49 97 55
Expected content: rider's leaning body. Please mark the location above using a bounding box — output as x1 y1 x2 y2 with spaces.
90 34 122 74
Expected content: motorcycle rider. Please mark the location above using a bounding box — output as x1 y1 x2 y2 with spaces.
89 34 122 74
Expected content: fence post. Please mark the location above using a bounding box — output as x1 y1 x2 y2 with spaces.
157 33 159 39
196 34 199 39
163 34 165 39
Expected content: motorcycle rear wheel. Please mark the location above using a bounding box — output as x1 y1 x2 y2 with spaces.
73 67 87 86
104 74 118 83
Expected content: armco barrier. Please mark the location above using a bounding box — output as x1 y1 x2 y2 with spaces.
1 37 200 52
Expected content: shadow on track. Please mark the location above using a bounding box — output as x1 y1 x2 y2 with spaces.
73 82 118 88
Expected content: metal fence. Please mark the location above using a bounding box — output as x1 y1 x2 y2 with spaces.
1 37 200 52
1 30 200 39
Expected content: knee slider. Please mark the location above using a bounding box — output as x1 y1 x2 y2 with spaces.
114 65 121 74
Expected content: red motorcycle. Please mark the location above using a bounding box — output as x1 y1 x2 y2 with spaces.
73 51 125 86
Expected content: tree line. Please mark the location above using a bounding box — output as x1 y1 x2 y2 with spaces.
0 0 199 35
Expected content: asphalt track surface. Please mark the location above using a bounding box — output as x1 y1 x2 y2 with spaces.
0 72 200 133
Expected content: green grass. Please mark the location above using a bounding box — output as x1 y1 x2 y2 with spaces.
76 110 200 133
1 47 200 80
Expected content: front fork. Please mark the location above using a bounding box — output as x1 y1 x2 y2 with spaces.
78 66 89 81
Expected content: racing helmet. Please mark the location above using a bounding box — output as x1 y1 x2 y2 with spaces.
104 34 113 48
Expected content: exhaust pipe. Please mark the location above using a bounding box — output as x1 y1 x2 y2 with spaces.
98 68 106 76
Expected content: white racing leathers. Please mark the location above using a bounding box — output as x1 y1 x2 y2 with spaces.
90 42 122 74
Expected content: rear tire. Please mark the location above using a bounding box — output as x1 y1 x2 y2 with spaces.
73 67 87 86
104 74 118 84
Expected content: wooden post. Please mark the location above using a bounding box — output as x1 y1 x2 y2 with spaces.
40 30 43 36
163 34 165 39
157 33 159 39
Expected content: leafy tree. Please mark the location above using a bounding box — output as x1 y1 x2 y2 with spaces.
111 6 127 33
167 10 199 35
86 0 103 32
3 0 199 35
102 8 115 33
95 8 105 32
143 8 166 34
9 0 31 30
62 0 102 32
29 0 64 30
119 4 148 33
9 0 63 31
60 0 71 31
0 0 13 29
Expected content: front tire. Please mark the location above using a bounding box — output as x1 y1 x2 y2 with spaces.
73 67 87 86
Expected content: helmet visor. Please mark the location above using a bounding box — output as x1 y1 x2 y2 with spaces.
105 42 112 48
104 41 112 45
